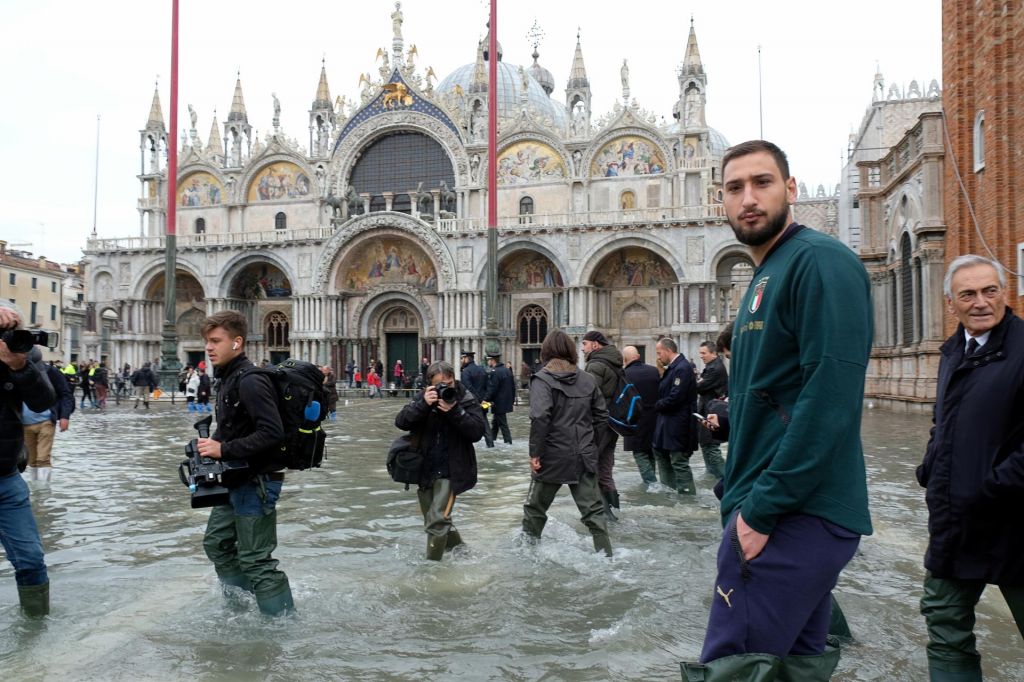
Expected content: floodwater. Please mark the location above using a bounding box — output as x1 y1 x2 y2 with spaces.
1 398 1020 681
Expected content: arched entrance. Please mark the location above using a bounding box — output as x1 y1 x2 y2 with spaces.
589 245 677 337
226 260 294 363
265 310 291 365
714 254 755 322
145 269 206 366
379 304 421 387
517 304 549 368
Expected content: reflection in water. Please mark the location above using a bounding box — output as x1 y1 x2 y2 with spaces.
0 403 1020 680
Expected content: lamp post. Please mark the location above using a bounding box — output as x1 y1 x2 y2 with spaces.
483 0 500 358
158 0 183 392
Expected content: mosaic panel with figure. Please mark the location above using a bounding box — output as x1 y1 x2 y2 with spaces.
499 252 564 292
590 136 667 177
339 237 437 292
592 248 676 288
229 263 292 299
178 172 223 207
247 162 312 201
497 141 566 185
146 271 205 303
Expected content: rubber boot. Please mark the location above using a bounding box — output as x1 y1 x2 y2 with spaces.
187 402 195 412
426 534 446 561
602 491 618 521
205 404 213 413
37 467 52 483
826 595 854 647
256 583 295 616
777 645 840 682
218 572 254 593
445 529 464 552
681 654 781 681
18 582 50 618
610 490 620 509
592 533 613 557
926 665 983 682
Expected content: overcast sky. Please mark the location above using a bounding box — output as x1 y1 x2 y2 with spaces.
0 0 941 264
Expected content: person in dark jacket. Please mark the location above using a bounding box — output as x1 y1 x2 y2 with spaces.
196 311 293 616
131 362 157 409
485 353 515 444
321 365 339 420
582 330 623 518
621 345 659 486
345 358 355 388
91 361 110 409
652 337 698 494
395 361 486 560
460 351 493 448
695 341 728 480
0 302 57 617
522 329 612 556
21 348 75 483
916 255 1024 680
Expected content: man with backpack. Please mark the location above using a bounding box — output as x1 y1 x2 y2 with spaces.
130 362 157 409
196 310 294 616
582 330 622 520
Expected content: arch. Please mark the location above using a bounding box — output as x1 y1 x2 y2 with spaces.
973 110 985 172
329 111 471 196
620 302 652 331
264 310 291 348
519 196 534 215
352 288 435 338
584 129 673 178
348 131 456 202
131 257 206 300
227 261 293 300
242 157 315 203
475 239 572 290
517 304 549 345
93 271 116 302
218 252 298 299
176 307 206 338
497 250 565 292
178 170 224 207
195 217 206 234
495 139 568 185
899 232 914 346
144 269 205 303
312 211 456 293
887 188 922 250
590 246 677 288
577 234 684 287
335 234 438 293
275 212 287 229
619 189 636 210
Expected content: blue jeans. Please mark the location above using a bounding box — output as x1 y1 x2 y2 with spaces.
0 472 48 586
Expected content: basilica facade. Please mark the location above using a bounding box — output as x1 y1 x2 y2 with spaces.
83 12 768 377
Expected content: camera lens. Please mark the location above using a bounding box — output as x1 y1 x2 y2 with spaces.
439 386 457 402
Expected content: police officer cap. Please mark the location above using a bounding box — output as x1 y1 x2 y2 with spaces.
486 352 501 359
460 350 475 358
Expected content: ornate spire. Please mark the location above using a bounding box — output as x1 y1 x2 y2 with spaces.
567 30 589 90
228 72 248 123
207 109 223 157
682 20 704 76
313 60 332 107
146 82 165 129
470 39 487 93
482 21 502 62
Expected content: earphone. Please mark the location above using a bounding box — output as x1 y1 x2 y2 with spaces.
232 342 239 350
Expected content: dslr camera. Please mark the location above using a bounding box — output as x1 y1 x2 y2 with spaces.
178 415 249 508
0 328 59 354
433 382 457 404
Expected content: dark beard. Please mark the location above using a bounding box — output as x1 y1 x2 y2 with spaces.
729 204 790 247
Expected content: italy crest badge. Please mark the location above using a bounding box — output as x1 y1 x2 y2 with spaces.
749 276 769 313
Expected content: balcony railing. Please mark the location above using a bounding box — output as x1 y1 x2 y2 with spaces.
85 226 336 252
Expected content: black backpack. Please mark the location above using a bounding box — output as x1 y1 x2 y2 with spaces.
237 359 328 470
591 357 644 438
386 431 423 490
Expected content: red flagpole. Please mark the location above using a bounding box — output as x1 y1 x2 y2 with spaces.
487 0 497 231
167 0 178 238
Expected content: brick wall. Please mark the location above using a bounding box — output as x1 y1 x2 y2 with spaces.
942 0 1023 335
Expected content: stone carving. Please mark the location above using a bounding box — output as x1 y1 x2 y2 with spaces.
298 253 312 278
457 246 473 272
685 237 704 265
391 1 403 40
620 59 629 91
927 79 940 98
907 80 921 98
119 262 131 285
350 283 437 338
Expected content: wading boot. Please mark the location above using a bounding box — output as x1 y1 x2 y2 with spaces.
256 583 295 617
37 467 52 483
602 491 618 521
426 534 447 561
445 529 464 552
681 654 780 681
18 582 50 618
592 533 613 558
777 645 840 682
826 595 854 647
926 665 983 682
219 573 254 610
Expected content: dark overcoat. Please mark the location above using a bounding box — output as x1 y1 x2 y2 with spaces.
652 353 698 452
917 308 1024 585
460 361 488 402
622 359 659 453
485 364 516 414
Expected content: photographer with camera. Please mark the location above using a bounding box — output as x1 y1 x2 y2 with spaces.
195 311 294 616
0 301 56 617
394 361 486 560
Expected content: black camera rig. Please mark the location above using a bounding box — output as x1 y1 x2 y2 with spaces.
178 416 249 508
1 329 59 353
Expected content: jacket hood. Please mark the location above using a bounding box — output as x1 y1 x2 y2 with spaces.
539 359 596 398
587 344 622 369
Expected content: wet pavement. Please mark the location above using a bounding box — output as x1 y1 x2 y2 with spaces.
1 398 1021 681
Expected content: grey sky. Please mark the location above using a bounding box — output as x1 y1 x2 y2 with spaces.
0 0 940 264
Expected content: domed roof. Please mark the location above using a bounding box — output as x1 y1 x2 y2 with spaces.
527 49 555 95
437 60 567 129
661 122 731 159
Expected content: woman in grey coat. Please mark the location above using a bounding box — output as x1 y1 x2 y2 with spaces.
521 329 612 556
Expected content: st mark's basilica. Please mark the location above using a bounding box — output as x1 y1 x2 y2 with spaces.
83 5 836 375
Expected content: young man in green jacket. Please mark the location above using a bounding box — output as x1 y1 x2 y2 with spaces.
684 140 873 681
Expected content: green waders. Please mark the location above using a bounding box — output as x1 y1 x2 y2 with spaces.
681 646 839 682
653 448 696 495
18 582 49 618
417 478 460 561
521 471 612 557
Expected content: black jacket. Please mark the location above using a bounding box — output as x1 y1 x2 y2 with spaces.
622 359 660 453
652 353 698 452
528 359 608 484
131 367 157 389
696 356 728 412
197 373 212 400
460 361 488 402
211 354 287 475
1 359 55 475
45 364 75 425
394 381 485 496
917 308 1024 584
485 364 516 414
584 344 623 402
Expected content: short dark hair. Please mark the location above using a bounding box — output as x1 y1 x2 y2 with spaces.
699 340 718 354
426 361 454 382
716 321 735 353
540 329 578 364
722 139 790 180
656 337 677 353
201 310 247 342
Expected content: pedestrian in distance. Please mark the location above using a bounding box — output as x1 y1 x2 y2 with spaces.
684 140 873 681
459 351 493 448
621 345 660 487
196 367 212 412
521 329 612 557
197 310 295 616
394 360 486 560
321 365 339 420
695 341 728 480
916 254 1024 682
651 338 700 494
582 330 623 519
20 346 74 484
91 361 110 409
366 367 381 398
130 362 158 409
0 301 57 617
484 353 515 445
345 357 355 389
186 368 200 411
